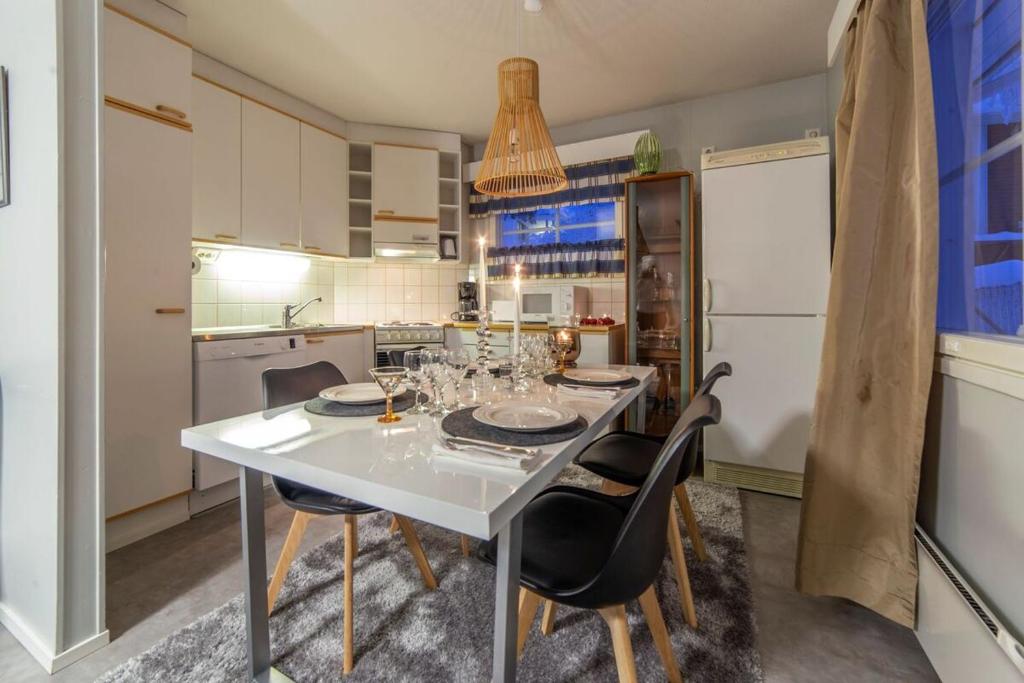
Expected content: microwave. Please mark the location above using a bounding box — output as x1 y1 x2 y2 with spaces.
492 285 590 323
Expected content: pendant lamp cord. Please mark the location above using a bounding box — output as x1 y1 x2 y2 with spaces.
516 0 521 57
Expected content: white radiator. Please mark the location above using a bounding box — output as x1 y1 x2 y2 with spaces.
915 526 1024 681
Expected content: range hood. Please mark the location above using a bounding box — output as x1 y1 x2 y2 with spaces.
373 241 440 261
372 221 440 261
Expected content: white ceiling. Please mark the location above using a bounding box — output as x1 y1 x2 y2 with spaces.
184 0 837 142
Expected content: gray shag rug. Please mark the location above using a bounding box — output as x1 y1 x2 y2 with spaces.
98 470 763 682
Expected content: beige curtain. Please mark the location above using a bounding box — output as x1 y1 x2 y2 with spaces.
795 0 938 628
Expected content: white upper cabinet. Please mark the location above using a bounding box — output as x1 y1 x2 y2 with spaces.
104 7 191 121
372 143 439 221
241 99 302 250
192 77 241 243
300 123 349 257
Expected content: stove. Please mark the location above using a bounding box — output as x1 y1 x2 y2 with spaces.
374 321 445 365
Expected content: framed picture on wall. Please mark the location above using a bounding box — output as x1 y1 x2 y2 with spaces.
0 67 9 208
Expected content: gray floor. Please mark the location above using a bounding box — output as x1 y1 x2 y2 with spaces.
1 488 938 682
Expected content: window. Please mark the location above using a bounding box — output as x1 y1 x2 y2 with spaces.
929 0 1023 337
499 201 617 247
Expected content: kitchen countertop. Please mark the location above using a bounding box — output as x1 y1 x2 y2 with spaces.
192 324 370 342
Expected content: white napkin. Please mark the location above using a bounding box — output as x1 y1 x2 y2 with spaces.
431 443 539 472
556 384 621 400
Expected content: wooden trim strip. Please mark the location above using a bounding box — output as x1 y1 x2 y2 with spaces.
306 329 364 339
192 73 347 142
105 96 193 132
106 489 190 522
193 237 241 246
373 214 439 224
104 3 192 48
374 141 439 152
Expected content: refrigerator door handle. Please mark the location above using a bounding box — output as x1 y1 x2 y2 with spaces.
703 278 712 313
703 318 712 352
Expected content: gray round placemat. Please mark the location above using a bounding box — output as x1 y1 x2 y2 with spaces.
543 372 640 388
441 406 588 446
304 391 426 417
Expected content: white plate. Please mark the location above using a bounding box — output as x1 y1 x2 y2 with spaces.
563 368 633 385
318 383 406 405
472 401 579 432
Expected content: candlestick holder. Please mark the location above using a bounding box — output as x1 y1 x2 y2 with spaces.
548 326 581 372
475 308 494 370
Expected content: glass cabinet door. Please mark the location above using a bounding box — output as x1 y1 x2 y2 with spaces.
626 173 695 435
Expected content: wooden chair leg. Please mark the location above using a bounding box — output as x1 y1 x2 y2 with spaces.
343 514 356 674
638 586 683 683
540 599 557 635
460 534 471 557
517 589 542 657
394 515 438 590
666 508 698 629
267 511 311 614
388 515 399 534
597 604 638 683
675 483 708 562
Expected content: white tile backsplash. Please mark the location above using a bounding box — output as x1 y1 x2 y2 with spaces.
192 251 472 327
191 251 627 328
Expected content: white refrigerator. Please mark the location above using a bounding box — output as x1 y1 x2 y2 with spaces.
700 138 831 496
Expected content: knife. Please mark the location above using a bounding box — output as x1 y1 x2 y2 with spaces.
440 436 539 459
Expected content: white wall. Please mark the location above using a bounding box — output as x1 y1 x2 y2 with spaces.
473 73 831 179
0 0 65 661
0 0 106 672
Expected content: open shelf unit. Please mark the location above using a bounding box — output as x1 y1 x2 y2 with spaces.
348 142 374 258
439 150 462 261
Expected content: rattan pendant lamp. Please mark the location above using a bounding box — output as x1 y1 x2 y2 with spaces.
474 1 567 198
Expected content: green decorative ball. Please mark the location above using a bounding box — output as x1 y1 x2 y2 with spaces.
634 132 662 175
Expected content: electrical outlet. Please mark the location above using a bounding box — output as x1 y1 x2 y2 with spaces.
701 145 716 155
804 128 821 139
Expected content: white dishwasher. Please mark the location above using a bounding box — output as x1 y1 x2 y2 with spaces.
190 334 308 513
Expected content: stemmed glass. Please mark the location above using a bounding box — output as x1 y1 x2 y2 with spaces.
423 349 451 416
369 366 407 424
403 349 429 414
445 349 471 409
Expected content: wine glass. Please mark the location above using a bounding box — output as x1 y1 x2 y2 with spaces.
403 349 428 414
423 349 451 416
445 349 471 408
369 366 407 424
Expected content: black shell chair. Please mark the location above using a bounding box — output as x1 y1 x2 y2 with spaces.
262 361 437 675
568 362 732 629
481 395 721 683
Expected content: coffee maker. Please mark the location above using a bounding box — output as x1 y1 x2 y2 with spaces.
451 281 479 321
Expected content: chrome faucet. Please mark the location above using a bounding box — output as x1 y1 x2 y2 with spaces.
282 296 322 328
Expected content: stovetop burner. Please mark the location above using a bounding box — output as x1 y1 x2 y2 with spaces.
377 321 439 328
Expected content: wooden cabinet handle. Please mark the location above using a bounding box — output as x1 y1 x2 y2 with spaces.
374 214 439 224
156 307 185 314
377 209 395 215
156 104 187 120
214 233 238 240
304 245 321 251
306 337 325 344
280 241 298 248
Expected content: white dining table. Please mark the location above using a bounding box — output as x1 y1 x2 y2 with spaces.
181 364 656 682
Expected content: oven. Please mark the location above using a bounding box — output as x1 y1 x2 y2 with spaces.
374 323 445 366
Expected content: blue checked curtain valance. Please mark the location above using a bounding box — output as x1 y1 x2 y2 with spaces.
470 156 635 219
487 239 625 280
